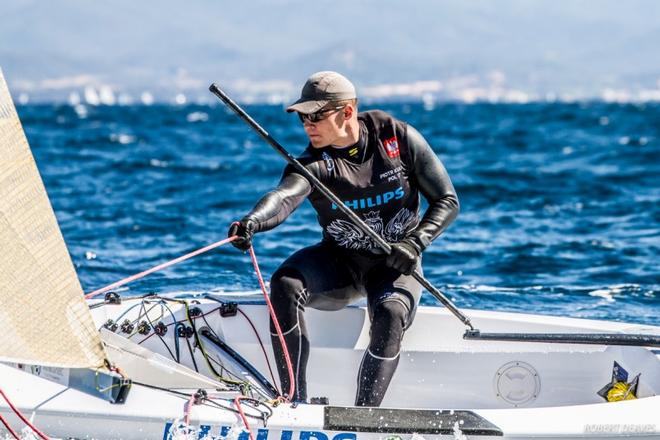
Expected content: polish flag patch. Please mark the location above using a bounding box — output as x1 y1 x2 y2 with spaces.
383 136 400 158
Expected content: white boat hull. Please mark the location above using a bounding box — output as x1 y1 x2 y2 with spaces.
2 295 659 439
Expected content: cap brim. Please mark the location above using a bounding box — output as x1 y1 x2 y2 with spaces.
285 99 330 114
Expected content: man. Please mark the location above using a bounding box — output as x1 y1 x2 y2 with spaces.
228 71 458 407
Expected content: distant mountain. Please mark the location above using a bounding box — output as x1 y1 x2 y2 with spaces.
3 0 660 102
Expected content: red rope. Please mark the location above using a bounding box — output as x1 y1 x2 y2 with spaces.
0 388 50 440
248 245 295 402
84 236 238 299
0 412 20 440
233 396 255 440
183 392 196 426
82 227 294 402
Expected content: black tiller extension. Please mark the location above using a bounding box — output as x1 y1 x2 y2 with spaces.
464 330 660 347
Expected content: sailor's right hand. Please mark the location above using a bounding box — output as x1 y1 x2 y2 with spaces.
385 238 421 276
228 217 257 251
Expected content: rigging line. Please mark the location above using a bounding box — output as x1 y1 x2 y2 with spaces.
199 313 221 341
141 305 177 361
205 354 251 385
136 300 161 325
198 314 230 376
114 301 144 325
130 381 196 398
135 304 222 344
233 396 274 417
157 299 179 327
197 314 265 397
196 314 240 377
84 236 238 299
234 396 255 440
183 393 196 426
248 245 295 402
237 306 279 393
183 300 222 379
179 300 245 387
208 396 271 421
132 300 149 339
130 381 271 421
199 328 278 400
127 301 161 339
152 298 187 363
200 297 271 395
184 332 199 373
97 301 143 332
201 348 273 401
88 301 110 310
0 388 51 440
99 302 144 338
0 412 20 440
174 322 184 363
94 369 125 394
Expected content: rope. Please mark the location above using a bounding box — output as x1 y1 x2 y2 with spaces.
248 245 295 402
237 307 279 393
82 227 295 402
183 393 196 426
0 388 50 440
84 236 238 299
0 412 20 440
233 396 255 440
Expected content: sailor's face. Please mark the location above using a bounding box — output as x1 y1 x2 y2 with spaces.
300 107 347 148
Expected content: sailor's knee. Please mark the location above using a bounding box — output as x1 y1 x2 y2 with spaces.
372 299 408 329
270 268 305 301
369 300 408 358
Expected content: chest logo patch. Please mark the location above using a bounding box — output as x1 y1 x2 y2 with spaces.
325 207 418 250
321 151 334 171
383 136 400 159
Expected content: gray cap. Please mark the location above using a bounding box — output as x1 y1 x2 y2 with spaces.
286 71 356 114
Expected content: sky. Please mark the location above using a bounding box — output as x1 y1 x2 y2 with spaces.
2 0 660 103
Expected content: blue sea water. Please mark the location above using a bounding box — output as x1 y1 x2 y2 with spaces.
17 102 660 326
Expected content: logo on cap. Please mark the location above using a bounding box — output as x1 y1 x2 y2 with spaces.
383 136 400 159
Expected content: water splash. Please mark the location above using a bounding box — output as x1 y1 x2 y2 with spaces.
452 421 467 440
165 419 197 440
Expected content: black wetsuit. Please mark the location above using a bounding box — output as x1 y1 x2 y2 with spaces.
244 110 459 406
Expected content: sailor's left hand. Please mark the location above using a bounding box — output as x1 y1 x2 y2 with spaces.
228 217 257 251
385 238 421 276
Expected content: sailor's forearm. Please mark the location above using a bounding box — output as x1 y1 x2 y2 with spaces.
246 173 311 232
406 125 460 251
408 195 459 251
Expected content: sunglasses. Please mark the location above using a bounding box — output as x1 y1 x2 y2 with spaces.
298 105 345 123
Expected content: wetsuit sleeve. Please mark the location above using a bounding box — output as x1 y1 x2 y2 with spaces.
244 171 312 232
405 125 459 252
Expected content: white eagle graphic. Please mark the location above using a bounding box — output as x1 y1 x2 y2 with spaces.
325 208 418 250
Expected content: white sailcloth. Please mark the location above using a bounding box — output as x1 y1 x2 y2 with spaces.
0 68 106 368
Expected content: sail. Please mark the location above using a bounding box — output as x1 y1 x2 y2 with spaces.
0 68 106 368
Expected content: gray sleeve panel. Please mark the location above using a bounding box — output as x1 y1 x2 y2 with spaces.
246 172 312 232
406 125 460 251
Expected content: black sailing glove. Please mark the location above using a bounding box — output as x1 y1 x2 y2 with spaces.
385 238 421 276
227 217 257 251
